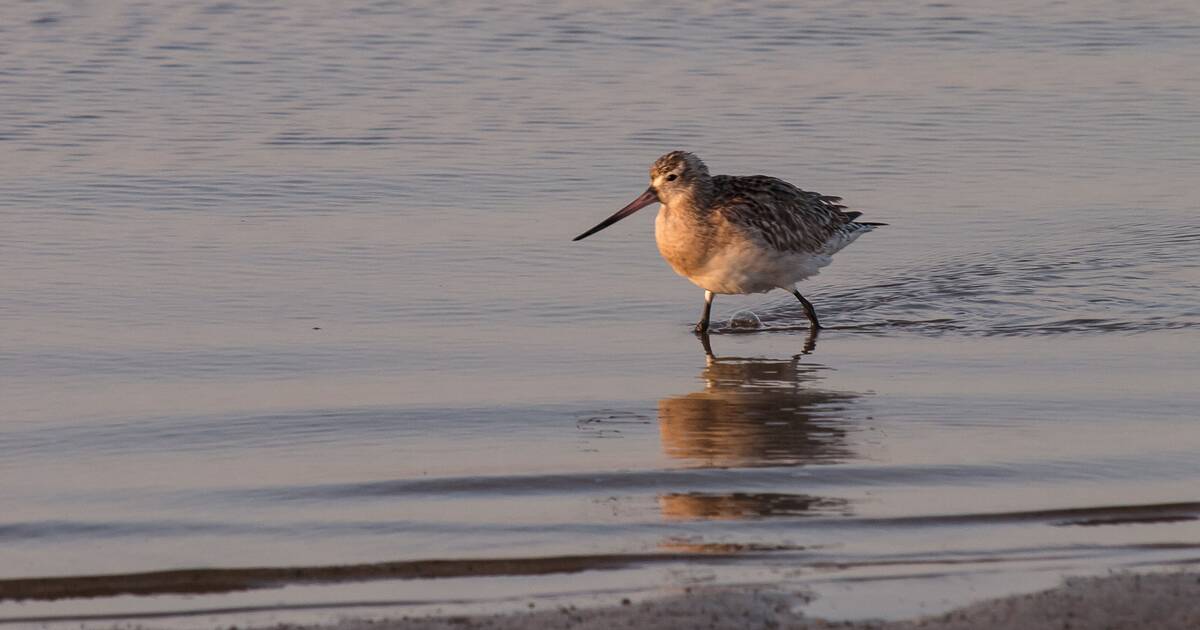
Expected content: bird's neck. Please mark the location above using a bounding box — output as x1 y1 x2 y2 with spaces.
664 178 715 219
657 180 719 254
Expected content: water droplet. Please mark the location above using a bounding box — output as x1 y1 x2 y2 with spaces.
728 310 762 330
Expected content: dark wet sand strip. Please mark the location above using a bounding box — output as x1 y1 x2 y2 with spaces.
0 552 736 602
4 500 1197 602
854 500 1200 528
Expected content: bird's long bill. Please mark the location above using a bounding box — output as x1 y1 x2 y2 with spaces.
572 187 659 241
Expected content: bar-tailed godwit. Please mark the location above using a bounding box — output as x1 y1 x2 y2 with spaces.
574 151 883 333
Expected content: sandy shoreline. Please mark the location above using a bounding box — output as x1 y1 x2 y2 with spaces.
243 571 1200 630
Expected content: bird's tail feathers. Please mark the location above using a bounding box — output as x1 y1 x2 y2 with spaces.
820 220 883 255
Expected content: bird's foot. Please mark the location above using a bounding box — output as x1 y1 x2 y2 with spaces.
693 322 709 335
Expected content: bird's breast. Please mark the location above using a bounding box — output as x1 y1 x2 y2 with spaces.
654 206 712 280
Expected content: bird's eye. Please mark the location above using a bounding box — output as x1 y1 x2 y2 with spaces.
666 174 678 182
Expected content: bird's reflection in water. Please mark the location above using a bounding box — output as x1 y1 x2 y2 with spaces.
660 333 856 467
659 491 850 521
657 331 858 521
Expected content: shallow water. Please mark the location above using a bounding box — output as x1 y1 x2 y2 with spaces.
1 0 1199 625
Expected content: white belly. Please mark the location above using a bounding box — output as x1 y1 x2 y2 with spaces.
689 245 830 294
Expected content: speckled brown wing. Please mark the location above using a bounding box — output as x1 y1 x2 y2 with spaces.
710 175 855 254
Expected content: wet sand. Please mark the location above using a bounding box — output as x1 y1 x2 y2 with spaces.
0 553 731 601
250 571 1200 630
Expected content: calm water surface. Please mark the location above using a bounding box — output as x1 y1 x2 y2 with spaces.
1 0 1199 626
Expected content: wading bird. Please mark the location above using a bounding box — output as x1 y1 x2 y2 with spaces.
573 151 883 333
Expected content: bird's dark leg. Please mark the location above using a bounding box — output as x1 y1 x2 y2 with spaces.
791 288 823 330
694 290 715 334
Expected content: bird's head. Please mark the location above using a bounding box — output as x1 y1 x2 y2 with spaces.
649 150 710 206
